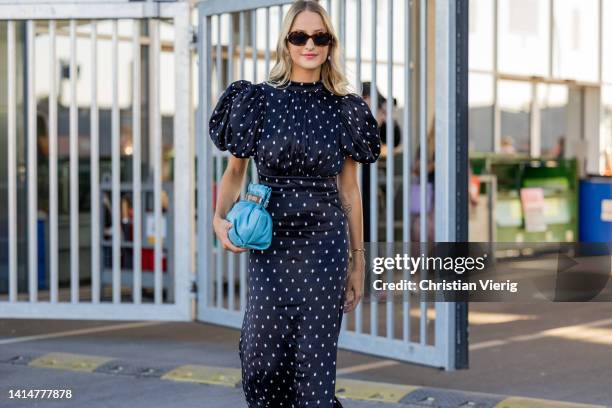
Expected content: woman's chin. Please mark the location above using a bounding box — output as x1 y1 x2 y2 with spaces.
296 60 324 70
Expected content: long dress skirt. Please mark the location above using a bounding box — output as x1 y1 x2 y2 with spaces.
239 173 348 408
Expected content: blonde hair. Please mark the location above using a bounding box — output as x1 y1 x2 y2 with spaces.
267 0 353 96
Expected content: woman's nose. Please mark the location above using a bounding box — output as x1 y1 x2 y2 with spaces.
304 38 316 49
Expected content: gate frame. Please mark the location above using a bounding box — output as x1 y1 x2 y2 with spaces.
195 0 469 370
0 1 195 322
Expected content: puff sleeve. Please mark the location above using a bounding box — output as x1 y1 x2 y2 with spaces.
208 79 266 158
338 93 382 164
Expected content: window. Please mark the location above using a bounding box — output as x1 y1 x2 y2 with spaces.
469 0 494 71
603 0 612 83
498 0 550 76
469 73 494 152
552 0 598 82
538 84 568 157
499 80 532 154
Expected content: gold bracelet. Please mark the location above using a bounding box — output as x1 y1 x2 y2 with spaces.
351 248 366 253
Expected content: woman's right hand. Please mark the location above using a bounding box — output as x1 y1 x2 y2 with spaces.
213 215 249 253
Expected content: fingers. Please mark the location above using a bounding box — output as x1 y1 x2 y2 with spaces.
343 286 363 314
220 220 248 253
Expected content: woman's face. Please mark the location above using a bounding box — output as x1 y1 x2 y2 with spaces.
287 11 330 74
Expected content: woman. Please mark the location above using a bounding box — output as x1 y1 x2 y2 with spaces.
209 1 381 406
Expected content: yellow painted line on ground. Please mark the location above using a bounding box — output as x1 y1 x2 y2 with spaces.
0 321 163 345
29 352 115 372
409 309 537 325
17 356 608 408
161 364 241 387
494 397 606 408
334 378 420 403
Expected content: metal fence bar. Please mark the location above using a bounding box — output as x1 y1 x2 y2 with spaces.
70 19 79 303
150 18 163 305
111 19 121 303
238 10 247 312
132 19 143 304
264 7 270 77
49 20 59 303
228 12 234 82
369 0 378 337
173 3 194 316
7 20 17 303
239 11 245 81
0 2 188 19
385 0 394 340
198 11 214 312
216 14 227 309
434 0 454 367
339 0 345 71
252 10 257 82
434 0 469 370
213 19 223 310
353 0 363 335
216 16 222 96
402 0 412 343
27 19 38 302
227 18 237 313
419 0 428 345
227 11 239 312
90 21 100 303
196 0 290 16
251 9 258 182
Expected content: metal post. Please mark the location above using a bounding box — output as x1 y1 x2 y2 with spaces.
91 21 101 303
173 3 194 318
133 19 143 304
7 20 17 303
111 19 121 303
402 0 412 343
49 20 59 304
198 10 214 315
385 0 394 340
434 0 469 370
27 20 38 302
369 0 378 338
418 0 427 345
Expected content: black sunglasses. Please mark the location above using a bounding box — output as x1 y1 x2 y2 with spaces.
286 31 333 47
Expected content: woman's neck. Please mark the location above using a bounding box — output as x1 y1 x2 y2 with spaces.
290 67 321 83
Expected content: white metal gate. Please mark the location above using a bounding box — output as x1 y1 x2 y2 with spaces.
0 0 467 370
0 1 194 321
196 0 468 370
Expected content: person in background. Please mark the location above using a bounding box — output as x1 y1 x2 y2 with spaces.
360 81 401 243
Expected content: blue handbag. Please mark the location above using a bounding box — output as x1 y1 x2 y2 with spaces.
225 182 273 250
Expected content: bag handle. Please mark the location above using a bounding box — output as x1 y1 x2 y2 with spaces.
246 182 272 209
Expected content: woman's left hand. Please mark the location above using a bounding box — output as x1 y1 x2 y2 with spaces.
344 255 365 314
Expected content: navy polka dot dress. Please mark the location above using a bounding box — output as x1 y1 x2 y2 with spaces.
209 79 381 408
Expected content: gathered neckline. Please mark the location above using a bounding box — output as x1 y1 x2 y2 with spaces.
265 79 325 93
288 79 322 86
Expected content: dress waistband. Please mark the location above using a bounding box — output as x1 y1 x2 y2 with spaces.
257 173 338 192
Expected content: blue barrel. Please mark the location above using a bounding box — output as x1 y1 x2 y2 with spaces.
579 177 612 242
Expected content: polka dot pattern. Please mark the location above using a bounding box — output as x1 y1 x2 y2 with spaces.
208 79 382 408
